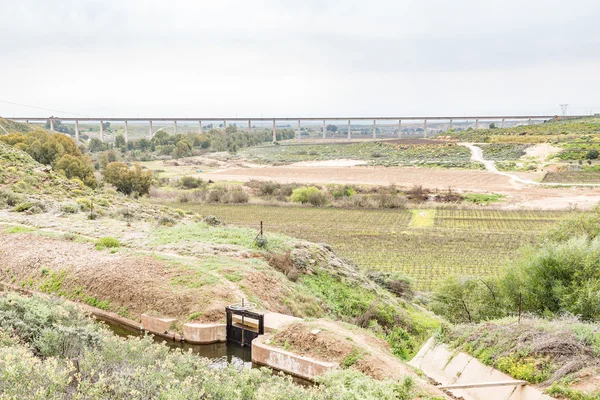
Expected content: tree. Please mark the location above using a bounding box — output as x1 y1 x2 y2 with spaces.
102 162 152 196
326 124 338 132
489 123 497 129
88 138 106 152
586 149 599 160
101 121 111 131
115 134 126 149
174 140 192 158
54 154 97 187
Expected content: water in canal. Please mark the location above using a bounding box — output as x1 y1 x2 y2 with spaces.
98 318 252 368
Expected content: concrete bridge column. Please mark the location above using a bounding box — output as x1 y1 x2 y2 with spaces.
149 120 153 139
50 119 54 131
501 119 505 129
424 120 427 138
124 120 128 143
373 120 377 139
100 120 104 142
75 120 79 141
449 119 453 130
248 119 252 133
528 118 532 125
223 120 227 129
199 121 203 134
297 120 301 141
272 119 276 142
475 119 479 129
174 121 177 134
322 120 326 140
348 120 351 140
397 120 402 139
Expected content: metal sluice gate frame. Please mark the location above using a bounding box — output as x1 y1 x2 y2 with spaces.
226 299 264 347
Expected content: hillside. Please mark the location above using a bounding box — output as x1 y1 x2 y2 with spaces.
0 129 446 396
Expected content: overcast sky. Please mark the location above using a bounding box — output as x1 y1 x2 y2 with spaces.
1 0 599 118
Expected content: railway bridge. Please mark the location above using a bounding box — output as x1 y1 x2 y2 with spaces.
4 115 571 143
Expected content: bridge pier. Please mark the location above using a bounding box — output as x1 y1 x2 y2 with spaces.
398 120 402 139
322 120 326 140
50 119 54 131
373 120 376 139
297 120 301 141
272 119 276 143
174 121 177 134
424 120 427 138
149 120 153 139
124 120 128 143
449 119 453 130
199 121 203 134
501 118 505 129
100 120 104 142
475 119 479 129
528 118 532 125
223 120 226 129
248 119 252 133
75 120 79 141
348 120 351 141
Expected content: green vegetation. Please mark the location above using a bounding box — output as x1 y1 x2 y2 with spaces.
463 193 505 204
0 126 96 187
432 206 600 323
479 143 530 160
102 162 153 195
243 141 481 168
95 236 121 250
290 186 328 206
542 171 600 184
163 203 573 290
0 293 421 400
439 316 599 394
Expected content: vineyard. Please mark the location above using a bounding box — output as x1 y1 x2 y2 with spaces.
243 141 481 168
168 203 576 290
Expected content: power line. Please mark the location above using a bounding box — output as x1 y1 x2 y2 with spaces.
0 100 90 117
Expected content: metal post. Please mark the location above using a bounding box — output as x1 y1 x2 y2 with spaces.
398 119 402 139
75 120 79 141
199 121 203 134
272 119 276 142
100 120 104 142
501 119 505 129
373 120 376 139
248 119 252 133
297 120 301 141
475 119 479 129
347 120 351 141
424 119 427 138
322 120 326 140
50 119 54 131
449 119 453 130
174 120 177 134
124 120 128 143
149 120 153 138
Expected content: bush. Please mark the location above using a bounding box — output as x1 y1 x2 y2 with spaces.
60 203 79 214
95 236 120 250
102 162 152 196
0 188 23 207
586 149 599 160
291 186 327 206
179 176 205 189
14 202 34 212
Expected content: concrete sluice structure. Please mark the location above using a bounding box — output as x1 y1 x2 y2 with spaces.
409 338 552 400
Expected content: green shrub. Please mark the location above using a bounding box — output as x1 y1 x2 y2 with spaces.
291 186 328 206
14 202 34 212
95 237 120 250
102 162 152 196
61 203 79 214
179 176 205 189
